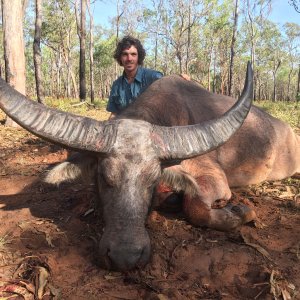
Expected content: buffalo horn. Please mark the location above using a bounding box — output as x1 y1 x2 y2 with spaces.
0 79 115 153
152 62 253 160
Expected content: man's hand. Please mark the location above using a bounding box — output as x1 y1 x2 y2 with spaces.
180 74 191 81
109 113 117 120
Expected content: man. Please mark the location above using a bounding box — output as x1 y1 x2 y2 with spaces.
107 36 163 119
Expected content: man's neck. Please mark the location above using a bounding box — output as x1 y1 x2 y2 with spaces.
125 68 138 83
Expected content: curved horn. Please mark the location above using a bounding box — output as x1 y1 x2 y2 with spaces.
152 62 253 160
0 79 116 153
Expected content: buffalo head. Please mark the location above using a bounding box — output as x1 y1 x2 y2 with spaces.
0 63 253 270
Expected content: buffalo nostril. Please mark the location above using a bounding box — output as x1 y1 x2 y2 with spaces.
96 247 113 270
136 246 150 268
107 247 147 271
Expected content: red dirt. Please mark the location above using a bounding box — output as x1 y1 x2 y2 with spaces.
0 123 299 300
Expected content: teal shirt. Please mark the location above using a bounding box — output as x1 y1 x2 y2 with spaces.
107 67 163 113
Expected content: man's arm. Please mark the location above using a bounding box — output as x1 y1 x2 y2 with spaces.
106 81 119 117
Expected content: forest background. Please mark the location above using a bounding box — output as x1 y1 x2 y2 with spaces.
1 0 300 106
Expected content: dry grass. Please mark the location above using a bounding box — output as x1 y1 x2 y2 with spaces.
1 99 299 129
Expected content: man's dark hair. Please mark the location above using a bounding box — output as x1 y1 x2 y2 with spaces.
114 36 146 66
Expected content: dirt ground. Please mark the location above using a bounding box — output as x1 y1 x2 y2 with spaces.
0 119 299 300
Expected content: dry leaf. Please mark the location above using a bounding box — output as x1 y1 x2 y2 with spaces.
254 219 267 229
104 272 122 280
36 267 49 299
0 282 34 300
270 270 280 299
278 192 294 199
83 208 94 217
282 289 291 300
157 294 169 300
241 233 273 262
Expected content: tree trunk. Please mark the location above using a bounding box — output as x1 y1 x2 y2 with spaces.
246 0 256 101
297 64 300 102
115 1 124 79
176 48 183 74
287 67 293 101
87 0 94 103
272 60 281 102
228 0 239 96
213 51 217 93
56 49 62 98
33 0 44 104
2 0 26 127
207 44 213 91
185 3 192 75
154 33 158 69
79 0 86 102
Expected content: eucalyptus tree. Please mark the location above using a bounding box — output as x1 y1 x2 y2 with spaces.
33 0 44 104
141 0 173 74
75 0 87 102
228 0 239 96
255 20 286 101
87 0 95 103
42 0 78 98
162 0 212 74
268 26 283 102
142 0 164 70
93 34 116 99
143 0 212 75
200 0 233 93
289 0 300 13
242 0 272 100
283 22 300 101
1 0 27 126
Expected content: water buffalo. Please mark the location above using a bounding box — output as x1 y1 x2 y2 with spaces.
0 63 299 271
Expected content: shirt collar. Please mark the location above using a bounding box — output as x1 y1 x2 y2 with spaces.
135 66 143 82
123 66 143 83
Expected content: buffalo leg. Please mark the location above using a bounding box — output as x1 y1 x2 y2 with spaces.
182 174 256 231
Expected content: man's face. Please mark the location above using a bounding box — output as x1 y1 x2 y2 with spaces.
121 45 139 74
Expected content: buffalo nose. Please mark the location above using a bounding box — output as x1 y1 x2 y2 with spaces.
107 245 150 271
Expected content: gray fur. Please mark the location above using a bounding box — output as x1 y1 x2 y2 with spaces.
160 166 200 198
44 153 97 185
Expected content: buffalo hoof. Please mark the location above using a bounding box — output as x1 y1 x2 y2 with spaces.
229 203 257 224
183 196 256 231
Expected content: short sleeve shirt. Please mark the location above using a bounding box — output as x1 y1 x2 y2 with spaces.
107 67 163 113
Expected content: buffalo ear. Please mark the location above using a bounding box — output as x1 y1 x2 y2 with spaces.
44 153 98 185
159 165 200 199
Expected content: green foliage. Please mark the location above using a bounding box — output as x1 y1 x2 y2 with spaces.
94 36 115 69
256 100 300 128
44 97 110 121
7 0 298 103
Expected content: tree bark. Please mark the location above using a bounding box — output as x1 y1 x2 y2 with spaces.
33 0 44 104
87 0 95 103
287 67 293 101
75 0 87 102
79 0 86 101
297 64 300 102
2 0 26 127
207 43 213 91
115 0 124 79
228 0 239 96
272 60 281 102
